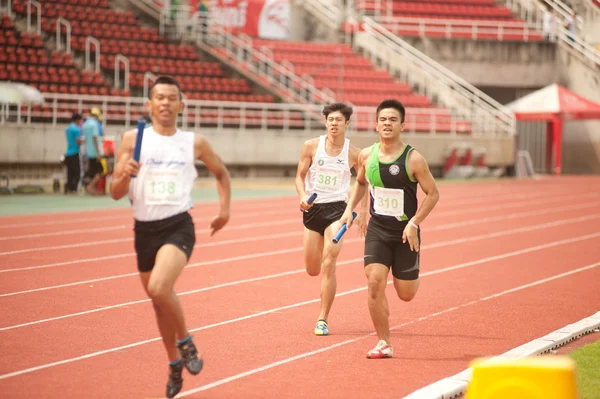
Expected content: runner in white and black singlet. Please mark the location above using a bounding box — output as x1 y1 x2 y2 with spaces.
339 99 440 360
110 76 232 398
295 102 368 337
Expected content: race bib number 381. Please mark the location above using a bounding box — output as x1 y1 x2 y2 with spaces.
373 186 405 218
315 168 344 193
144 168 184 205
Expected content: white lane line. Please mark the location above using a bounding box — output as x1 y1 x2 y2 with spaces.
1 234 599 382
173 262 600 397
0 218 298 272
0 195 298 229
2 211 600 298
0 187 551 230
0 209 296 242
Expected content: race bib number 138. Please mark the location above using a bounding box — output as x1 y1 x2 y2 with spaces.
144 168 184 205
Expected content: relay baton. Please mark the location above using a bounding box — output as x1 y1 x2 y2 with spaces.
131 119 145 178
333 212 357 244
300 193 318 212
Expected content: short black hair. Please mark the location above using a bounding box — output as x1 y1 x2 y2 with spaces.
71 112 82 122
149 75 182 100
322 102 353 122
376 99 406 123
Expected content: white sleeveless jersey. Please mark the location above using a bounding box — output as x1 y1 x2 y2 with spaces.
304 135 352 204
128 127 198 221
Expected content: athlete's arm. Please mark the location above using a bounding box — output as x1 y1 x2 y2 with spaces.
195 134 231 236
109 129 138 200
402 151 439 252
408 151 439 226
295 139 316 211
349 145 370 236
340 147 371 229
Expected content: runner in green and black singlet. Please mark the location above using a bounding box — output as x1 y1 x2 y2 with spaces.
338 99 440 360
366 142 418 230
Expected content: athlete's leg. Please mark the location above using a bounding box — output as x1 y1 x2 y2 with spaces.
303 227 324 276
140 243 188 362
318 220 345 322
365 263 391 343
392 229 420 302
393 278 419 301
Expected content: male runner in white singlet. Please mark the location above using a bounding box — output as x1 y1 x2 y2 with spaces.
110 76 231 398
295 102 367 336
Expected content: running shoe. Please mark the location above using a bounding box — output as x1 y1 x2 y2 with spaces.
177 336 204 375
314 320 329 336
366 339 393 359
166 362 183 398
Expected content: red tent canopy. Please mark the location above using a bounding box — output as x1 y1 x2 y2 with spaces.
506 84 600 175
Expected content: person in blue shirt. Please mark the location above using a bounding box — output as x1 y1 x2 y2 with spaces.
64 112 82 194
82 108 105 195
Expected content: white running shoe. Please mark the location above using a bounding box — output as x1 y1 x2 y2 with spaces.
366 339 393 359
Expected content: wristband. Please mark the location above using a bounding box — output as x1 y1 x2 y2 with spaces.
408 220 418 229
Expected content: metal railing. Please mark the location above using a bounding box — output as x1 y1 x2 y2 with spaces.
26 0 40 35
294 0 515 136
0 0 13 18
506 0 600 67
375 16 540 41
358 18 515 136
84 36 101 72
56 17 71 53
1 93 477 136
300 0 342 31
351 0 394 18
114 54 130 91
127 0 162 21
178 9 337 106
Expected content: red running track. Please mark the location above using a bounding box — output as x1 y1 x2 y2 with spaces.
0 176 599 399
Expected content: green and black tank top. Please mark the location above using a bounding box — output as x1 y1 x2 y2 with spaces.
365 142 418 229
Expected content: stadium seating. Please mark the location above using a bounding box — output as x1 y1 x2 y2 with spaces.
250 39 472 133
6 0 273 103
353 0 544 42
0 14 109 95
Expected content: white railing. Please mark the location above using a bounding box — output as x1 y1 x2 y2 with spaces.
142 71 157 99
359 18 515 136
0 0 13 18
300 0 341 31
114 54 130 91
376 16 540 41
26 0 40 35
537 0 586 30
507 0 600 67
85 36 100 72
351 0 394 18
127 0 162 21
1 93 478 136
295 0 515 135
180 9 337 106
56 17 71 53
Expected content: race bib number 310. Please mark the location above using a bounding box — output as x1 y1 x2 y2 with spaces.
315 168 344 193
373 186 405 218
144 168 184 205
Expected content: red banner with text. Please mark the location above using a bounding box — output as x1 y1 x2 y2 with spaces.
189 0 290 39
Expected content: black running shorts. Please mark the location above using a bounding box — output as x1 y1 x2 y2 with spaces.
134 211 196 272
363 218 420 281
302 201 346 236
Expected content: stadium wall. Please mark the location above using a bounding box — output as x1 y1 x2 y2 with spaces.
401 38 557 88
0 124 515 177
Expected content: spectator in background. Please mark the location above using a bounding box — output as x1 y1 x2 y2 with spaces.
542 7 557 42
82 107 105 195
564 11 578 42
198 0 209 32
64 112 82 194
